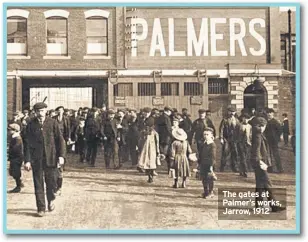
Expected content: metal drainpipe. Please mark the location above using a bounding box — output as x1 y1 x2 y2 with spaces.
288 9 292 71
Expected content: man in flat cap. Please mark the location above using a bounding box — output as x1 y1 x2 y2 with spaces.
180 108 193 145
84 107 102 167
115 109 129 167
191 109 216 154
127 108 140 168
156 106 173 173
264 109 283 173
218 107 241 173
250 117 285 212
102 109 119 169
24 102 66 217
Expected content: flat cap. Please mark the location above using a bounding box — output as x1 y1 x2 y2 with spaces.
33 102 47 110
117 108 126 113
266 108 275 114
198 109 206 114
55 106 64 111
206 109 211 113
204 127 214 133
128 108 137 112
255 117 267 126
91 107 99 112
108 109 116 114
228 107 236 112
13 111 19 116
143 107 152 113
8 123 21 132
164 106 173 112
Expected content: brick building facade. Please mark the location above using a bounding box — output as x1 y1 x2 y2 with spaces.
6 6 297 130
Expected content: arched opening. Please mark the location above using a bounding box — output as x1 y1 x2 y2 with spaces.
243 83 267 112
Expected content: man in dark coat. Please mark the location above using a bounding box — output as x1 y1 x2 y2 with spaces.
116 109 129 167
24 102 66 217
85 108 102 167
180 108 193 145
264 109 283 173
250 117 285 212
156 106 173 172
219 107 241 172
102 109 119 169
127 108 140 167
281 113 290 146
191 109 216 154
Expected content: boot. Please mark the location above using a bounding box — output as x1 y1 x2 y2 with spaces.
8 186 21 193
173 179 178 188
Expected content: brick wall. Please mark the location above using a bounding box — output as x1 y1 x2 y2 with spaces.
7 7 124 71
278 75 296 132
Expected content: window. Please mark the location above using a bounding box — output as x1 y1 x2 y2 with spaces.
86 17 108 55
208 78 228 94
114 83 133 96
184 83 203 96
161 83 179 96
138 83 156 96
7 9 29 55
46 17 68 55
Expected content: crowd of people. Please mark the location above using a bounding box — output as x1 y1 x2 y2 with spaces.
7 102 293 216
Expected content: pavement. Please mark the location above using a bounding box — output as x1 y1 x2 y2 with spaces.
6 142 297 231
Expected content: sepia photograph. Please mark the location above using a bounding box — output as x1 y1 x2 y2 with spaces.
4 2 300 234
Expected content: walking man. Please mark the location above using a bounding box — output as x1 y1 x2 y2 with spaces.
24 102 65 217
281 113 290 146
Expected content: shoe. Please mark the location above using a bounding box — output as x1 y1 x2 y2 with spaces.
243 172 248 178
48 201 55 212
271 206 286 212
172 182 178 188
54 189 62 196
8 186 21 193
201 193 207 199
181 181 186 188
37 211 45 217
209 191 215 198
153 171 158 176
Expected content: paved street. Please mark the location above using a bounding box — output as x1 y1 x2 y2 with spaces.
6 142 297 231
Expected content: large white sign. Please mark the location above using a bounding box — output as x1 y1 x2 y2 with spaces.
130 18 266 57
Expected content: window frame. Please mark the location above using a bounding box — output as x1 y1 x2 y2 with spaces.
138 83 156 96
85 16 108 56
184 82 203 96
161 82 180 96
113 83 133 97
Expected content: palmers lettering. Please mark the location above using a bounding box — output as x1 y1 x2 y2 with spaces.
131 17 266 57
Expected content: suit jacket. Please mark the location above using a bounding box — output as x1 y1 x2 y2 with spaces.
180 115 193 135
116 117 129 145
85 116 102 141
156 113 172 144
250 126 272 168
264 118 282 145
25 117 66 168
127 118 140 147
192 118 216 142
70 116 79 141
102 118 118 140
54 115 71 141
282 119 290 135
219 117 241 142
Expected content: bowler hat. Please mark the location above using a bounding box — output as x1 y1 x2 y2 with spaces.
164 106 173 112
55 106 64 111
128 108 137 112
198 109 206 114
33 102 47 110
108 109 116 114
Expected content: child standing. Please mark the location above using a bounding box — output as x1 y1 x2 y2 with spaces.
198 128 216 198
75 117 87 163
170 128 192 188
8 123 24 193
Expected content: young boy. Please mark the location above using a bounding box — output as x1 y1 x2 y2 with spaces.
198 127 216 199
75 117 87 163
8 123 24 193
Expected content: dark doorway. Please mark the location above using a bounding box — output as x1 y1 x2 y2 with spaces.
243 84 267 112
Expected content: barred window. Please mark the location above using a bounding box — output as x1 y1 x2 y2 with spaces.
208 78 228 94
184 83 203 96
161 83 179 96
113 83 133 96
138 83 156 96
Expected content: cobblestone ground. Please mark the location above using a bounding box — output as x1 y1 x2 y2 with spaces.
6 142 297 231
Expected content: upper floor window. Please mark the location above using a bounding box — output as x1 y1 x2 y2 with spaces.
44 10 69 56
7 9 29 55
85 10 109 56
